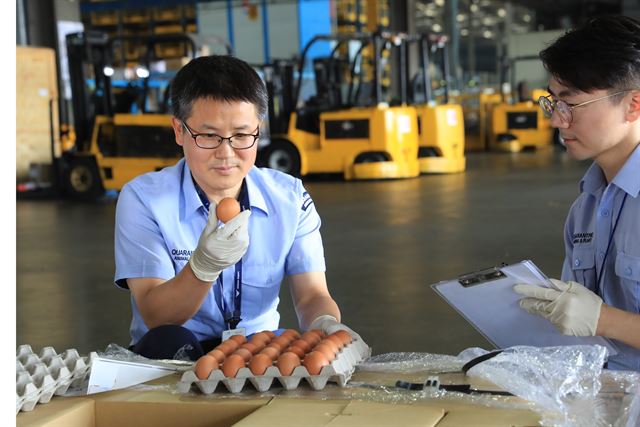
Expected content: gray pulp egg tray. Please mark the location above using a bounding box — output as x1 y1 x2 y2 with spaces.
16 345 91 414
178 337 371 394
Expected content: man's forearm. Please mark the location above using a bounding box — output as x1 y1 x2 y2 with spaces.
597 304 640 348
296 295 341 331
137 264 213 329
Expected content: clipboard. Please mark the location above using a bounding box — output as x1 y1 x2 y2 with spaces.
431 260 618 356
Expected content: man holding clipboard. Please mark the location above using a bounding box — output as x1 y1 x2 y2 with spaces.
513 16 640 371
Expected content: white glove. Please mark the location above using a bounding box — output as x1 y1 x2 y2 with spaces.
514 278 602 336
308 315 365 343
189 203 251 282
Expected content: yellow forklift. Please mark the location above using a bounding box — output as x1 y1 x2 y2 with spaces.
485 55 553 152
62 31 231 199
258 33 419 180
399 33 465 173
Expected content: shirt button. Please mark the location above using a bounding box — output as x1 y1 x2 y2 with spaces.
626 267 633 276
599 252 605 259
574 259 581 267
601 209 609 217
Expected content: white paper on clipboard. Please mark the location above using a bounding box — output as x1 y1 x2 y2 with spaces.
431 260 618 356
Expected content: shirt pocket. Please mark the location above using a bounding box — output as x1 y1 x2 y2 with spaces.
241 264 282 317
614 251 640 311
571 246 596 286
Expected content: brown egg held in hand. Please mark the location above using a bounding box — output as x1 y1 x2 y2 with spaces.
276 352 301 376
303 351 330 375
216 197 241 223
222 354 246 378
194 355 218 380
249 353 273 375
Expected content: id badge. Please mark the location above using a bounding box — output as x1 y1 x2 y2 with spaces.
222 327 246 342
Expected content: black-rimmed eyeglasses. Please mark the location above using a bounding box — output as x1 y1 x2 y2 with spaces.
538 90 633 124
182 121 260 150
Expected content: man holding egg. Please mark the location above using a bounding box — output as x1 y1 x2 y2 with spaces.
114 55 362 360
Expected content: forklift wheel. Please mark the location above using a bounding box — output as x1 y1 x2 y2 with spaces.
65 156 105 201
262 140 301 177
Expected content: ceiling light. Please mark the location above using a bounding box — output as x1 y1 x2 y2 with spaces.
433 23 442 32
497 8 506 18
470 4 478 13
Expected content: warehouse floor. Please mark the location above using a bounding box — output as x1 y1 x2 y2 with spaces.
17 148 589 358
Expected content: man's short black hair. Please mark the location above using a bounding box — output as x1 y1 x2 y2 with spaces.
540 15 640 95
169 55 268 121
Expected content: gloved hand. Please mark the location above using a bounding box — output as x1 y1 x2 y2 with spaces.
189 204 251 282
514 278 603 336
308 315 365 344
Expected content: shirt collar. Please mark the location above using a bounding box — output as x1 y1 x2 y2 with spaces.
181 159 205 220
580 144 640 198
180 161 270 218
245 167 269 216
611 144 640 198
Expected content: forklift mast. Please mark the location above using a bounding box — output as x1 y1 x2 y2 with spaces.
66 31 111 152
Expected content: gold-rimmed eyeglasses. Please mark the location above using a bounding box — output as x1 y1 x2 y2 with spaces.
182 121 260 150
538 90 633 124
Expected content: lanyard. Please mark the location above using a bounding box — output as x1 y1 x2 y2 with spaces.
191 175 250 330
596 192 628 294
216 180 250 330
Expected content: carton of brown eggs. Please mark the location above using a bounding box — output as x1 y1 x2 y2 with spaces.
178 329 371 394
16 345 90 413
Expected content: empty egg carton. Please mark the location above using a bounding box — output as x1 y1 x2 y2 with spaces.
16 345 91 413
177 336 371 394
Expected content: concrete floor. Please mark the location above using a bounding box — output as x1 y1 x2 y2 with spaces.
16 149 590 357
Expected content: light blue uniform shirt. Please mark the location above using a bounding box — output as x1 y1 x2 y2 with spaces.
114 158 326 345
561 145 640 371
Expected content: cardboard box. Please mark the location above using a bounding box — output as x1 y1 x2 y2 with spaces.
233 398 446 427
17 372 542 427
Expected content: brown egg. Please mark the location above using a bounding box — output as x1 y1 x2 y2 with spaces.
249 353 273 375
276 352 301 376
216 198 241 223
259 346 280 360
233 347 253 363
303 351 330 375
207 349 226 364
284 345 306 359
325 334 344 350
264 330 276 339
309 329 326 339
290 339 312 354
313 343 336 361
332 330 353 345
228 335 247 345
281 329 301 340
240 342 259 354
221 354 246 378
271 335 292 349
215 341 236 356
318 338 339 355
250 332 271 346
194 355 218 380
300 331 321 347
